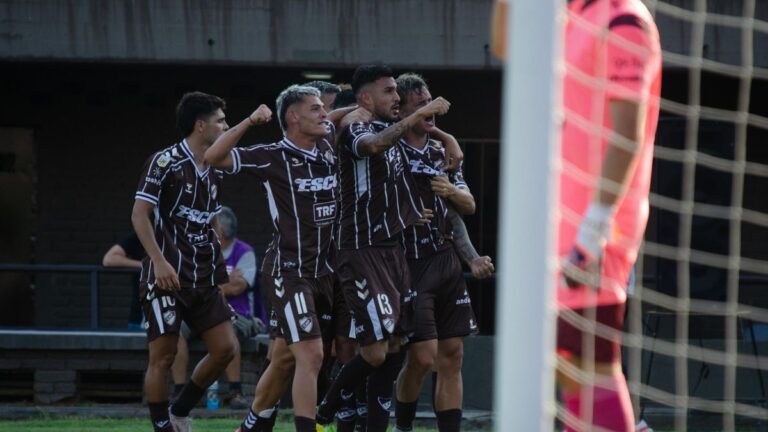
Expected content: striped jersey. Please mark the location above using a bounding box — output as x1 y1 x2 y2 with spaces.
336 120 422 249
135 140 228 289
399 138 469 260
228 124 337 278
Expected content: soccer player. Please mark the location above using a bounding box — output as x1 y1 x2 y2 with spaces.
391 73 479 432
205 85 338 432
494 0 662 430
558 1 661 431
315 64 452 432
132 92 265 432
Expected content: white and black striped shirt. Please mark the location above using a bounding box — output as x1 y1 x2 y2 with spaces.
398 138 469 260
228 125 337 279
336 121 422 249
134 140 228 289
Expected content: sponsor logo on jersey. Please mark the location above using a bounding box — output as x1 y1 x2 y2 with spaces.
186 232 208 246
337 408 356 420
151 167 163 178
321 314 332 321
175 205 215 224
145 176 161 186
456 296 471 305
157 152 171 167
341 390 354 401
408 160 442 176
294 175 338 192
313 201 337 224
281 260 297 270
299 317 313 333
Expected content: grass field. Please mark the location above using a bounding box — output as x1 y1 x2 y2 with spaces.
0 417 448 432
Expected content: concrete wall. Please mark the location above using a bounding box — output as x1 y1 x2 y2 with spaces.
0 0 500 68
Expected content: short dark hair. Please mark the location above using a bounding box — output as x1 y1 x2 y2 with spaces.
176 92 226 137
395 73 428 104
304 81 341 95
351 65 394 96
332 88 357 109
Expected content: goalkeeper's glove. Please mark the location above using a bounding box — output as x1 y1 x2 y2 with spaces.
562 203 614 289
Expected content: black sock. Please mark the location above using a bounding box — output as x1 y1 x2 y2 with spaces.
436 409 462 432
240 405 279 432
395 399 418 431
170 380 206 417
294 415 316 432
148 401 173 432
230 381 242 394
317 355 375 424
366 352 404 432
173 384 184 397
355 379 368 432
336 381 358 432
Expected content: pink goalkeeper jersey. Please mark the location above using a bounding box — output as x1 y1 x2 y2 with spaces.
558 0 662 308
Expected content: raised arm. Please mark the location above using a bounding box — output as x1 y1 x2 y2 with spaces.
356 97 451 157
326 105 358 128
430 127 464 172
204 104 272 170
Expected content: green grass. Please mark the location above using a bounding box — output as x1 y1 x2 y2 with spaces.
0 416 444 432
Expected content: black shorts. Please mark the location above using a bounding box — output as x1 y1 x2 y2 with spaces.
556 303 626 363
262 272 334 345
336 246 414 346
406 248 478 343
331 276 355 339
140 284 233 343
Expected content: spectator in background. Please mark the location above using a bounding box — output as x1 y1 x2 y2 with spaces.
102 232 146 330
171 206 266 410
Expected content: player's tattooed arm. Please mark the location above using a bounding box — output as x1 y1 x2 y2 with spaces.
356 97 452 157
205 104 272 170
447 206 495 279
430 127 464 172
131 199 180 290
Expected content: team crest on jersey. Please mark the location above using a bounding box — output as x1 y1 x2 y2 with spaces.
157 152 171 168
299 317 313 333
163 310 176 325
323 149 335 164
382 318 395 334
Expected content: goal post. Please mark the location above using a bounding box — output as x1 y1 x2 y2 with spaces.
493 0 563 430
